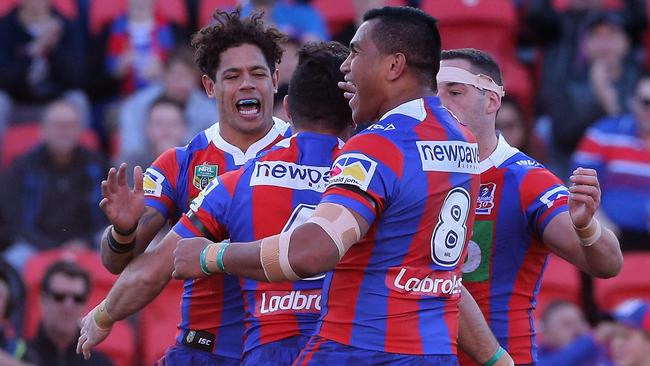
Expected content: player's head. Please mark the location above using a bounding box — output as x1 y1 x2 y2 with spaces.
286 42 353 138
41 99 83 156
610 299 650 366
438 48 503 137
540 300 589 349
340 6 441 125
192 8 286 138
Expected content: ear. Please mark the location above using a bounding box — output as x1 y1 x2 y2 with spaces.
201 75 215 98
283 95 292 122
486 92 502 115
386 53 407 82
272 69 279 93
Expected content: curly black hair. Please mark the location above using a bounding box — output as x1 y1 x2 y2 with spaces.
191 8 287 80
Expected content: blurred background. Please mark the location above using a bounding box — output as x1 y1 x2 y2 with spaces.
0 0 649 365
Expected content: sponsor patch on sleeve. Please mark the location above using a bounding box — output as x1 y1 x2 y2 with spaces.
327 153 378 191
143 168 165 197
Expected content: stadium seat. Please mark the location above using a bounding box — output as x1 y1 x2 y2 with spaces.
198 0 239 28
311 0 406 37
89 0 189 35
139 279 184 365
595 252 650 311
0 0 78 19
22 248 135 366
534 254 581 318
0 123 101 169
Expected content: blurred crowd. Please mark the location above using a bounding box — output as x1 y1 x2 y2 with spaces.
0 0 649 365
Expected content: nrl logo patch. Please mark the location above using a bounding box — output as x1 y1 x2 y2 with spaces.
193 164 218 190
186 330 196 343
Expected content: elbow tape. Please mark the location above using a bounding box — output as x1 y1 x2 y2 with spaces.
260 231 301 282
306 203 362 260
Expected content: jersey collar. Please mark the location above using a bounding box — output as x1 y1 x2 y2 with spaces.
379 98 428 122
205 117 290 165
478 134 520 173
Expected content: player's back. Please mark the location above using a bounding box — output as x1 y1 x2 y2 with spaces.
189 132 343 354
318 96 481 355
461 135 569 364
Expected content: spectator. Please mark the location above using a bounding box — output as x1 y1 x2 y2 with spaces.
242 0 329 42
30 261 113 366
538 300 613 366
118 46 216 160
333 0 388 47
572 72 650 251
278 37 301 86
0 269 39 366
2 100 106 271
610 299 650 366
496 95 529 152
120 96 187 174
527 0 646 177
104 0 175 96
0 0 89 127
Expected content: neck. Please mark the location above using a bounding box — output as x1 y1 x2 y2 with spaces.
44 326 75 354
48 148 74 166
219 119 274 152
476 129 499 161
375 84 433 122
292 126 349 142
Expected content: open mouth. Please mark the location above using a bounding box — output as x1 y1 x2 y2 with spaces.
236 98 261 116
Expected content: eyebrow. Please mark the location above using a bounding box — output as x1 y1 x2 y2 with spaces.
221 65 269 75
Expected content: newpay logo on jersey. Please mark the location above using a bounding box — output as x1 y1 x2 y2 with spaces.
417 141 479 174
250 161 331 192
328 153 377 191
193 164 218 190
143 168 165 197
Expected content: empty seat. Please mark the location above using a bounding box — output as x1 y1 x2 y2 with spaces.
595 252 650 311
534 254 581 317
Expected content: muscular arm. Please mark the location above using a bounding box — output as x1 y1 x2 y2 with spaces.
543 169 622 278
458 286 501 363
100 206 166 274
103 230 180 320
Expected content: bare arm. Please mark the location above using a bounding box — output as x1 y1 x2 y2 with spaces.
172 203 370 281
100 206 166 274
458 286 513 365
98 163 167 274
543 168 622 278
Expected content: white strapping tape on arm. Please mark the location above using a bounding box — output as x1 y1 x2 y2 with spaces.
306 203 362 260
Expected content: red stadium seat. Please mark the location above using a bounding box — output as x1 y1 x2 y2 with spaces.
22 248 135 366
0 123 101 169
0 0 78 19
198 0 238 28
311 0 406 36
534 254 581 318
595 252 650 311
89 0 189 35
139 280 184 365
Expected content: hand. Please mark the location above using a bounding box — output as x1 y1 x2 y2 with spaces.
76 307 112 360
568 167 601 229
493 351 514 366
99 164 144 233
590 60 620 115
337 81 356 100
172 237 213 279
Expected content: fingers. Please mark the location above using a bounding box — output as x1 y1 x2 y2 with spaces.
99 198 108 211
100 180 111 199
107 167 118 194
133 166 144 194
82 339 92 360
569 193 597 210
569 184 600 206
76 332 85 355
116 163 128 187
338 81 356 99
569 168 600 188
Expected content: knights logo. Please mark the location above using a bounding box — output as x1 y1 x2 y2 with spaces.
476 183 496 215
186 330 196 343
193 164 218 190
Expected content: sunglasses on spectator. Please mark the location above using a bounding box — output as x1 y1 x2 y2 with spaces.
47 291 87 304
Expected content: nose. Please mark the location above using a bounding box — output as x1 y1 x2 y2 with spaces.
340 54 351 74
239 73 256 90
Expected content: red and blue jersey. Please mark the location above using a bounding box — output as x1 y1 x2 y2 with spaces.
173 132 343 354
573 114 650 232
143 118 289 359
317 97 481 355
461 135 569 365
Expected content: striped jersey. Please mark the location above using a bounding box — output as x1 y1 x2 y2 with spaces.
143 117 289 359
573 114 650 232
461 135 569 364
317 97 481 355
174 132 343 354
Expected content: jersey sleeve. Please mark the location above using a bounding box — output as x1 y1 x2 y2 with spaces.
172 175 231 241
519 168 570 239
321 133 402 226
144 148 180 220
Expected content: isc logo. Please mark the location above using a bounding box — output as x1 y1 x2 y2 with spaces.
197 338 212 346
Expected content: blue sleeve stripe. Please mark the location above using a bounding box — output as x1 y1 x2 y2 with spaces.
321 194 376 226
145 199 169 219
172 222 196 239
